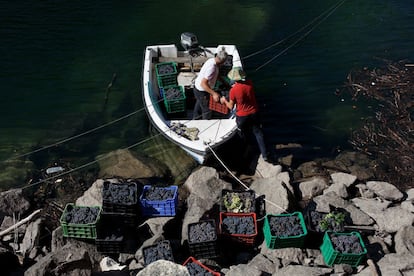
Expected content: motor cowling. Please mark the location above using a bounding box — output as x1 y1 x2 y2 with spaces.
180 32 199 51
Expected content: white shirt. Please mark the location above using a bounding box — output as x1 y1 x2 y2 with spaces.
194 58 219 91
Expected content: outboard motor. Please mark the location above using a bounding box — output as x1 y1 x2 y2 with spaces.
180 32 199 51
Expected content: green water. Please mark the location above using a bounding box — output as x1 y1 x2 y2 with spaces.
1 0 413 189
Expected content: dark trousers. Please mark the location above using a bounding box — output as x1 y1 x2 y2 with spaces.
236 113 267 158
193 87 211 119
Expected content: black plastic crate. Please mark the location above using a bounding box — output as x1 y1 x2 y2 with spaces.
188 220 219 259
102 181 139 214
142 240 174 266
100 211 138 227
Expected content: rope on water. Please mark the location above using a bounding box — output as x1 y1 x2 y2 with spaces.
206 143 287 214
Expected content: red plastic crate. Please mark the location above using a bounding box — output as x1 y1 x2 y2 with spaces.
219 212 257 245
209 95 229 114
183 257 220 276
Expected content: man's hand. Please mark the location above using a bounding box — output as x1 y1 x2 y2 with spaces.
212 92 220 102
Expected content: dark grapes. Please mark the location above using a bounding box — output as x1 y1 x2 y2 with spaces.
188 220 217 244
185 261 215 276
330 234 363 254
268 215 304 237
221 215 255 235
64 205 100 224
103 182 137 205
143 240 174 265
143 186 175 201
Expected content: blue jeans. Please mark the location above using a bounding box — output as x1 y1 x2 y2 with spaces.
236 113 267 158
193 87 211 119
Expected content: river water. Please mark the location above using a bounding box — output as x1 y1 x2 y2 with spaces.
1 0 413 189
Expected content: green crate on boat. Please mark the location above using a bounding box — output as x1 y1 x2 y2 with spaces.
60 204 101 239
155 62 178 77
157 74 178 88
263 212 307 249
162 85 186 113
320 231 367 267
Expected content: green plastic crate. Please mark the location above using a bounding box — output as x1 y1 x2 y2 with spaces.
60 204 101 239
263 212 307 249
157 75 178 88
155 62 177 77
162 85 186 113
320 231 367 267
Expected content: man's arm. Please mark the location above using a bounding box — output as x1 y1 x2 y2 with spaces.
220 96 235 110
200 78 220 102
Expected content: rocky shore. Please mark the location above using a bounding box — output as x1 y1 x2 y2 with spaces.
1 149 414 275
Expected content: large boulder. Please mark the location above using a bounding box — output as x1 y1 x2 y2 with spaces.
20 218 43 257
276 265 333 276
96 149 169 179
0 189 31 219
136 260 189 276
357 253 414 276
299 177 329 200
366 181 404 201
394 225 414 256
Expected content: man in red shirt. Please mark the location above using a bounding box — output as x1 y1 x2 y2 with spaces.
220 67 268 161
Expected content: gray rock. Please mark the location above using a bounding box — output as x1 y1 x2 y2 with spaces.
330 172 357 187
24 243 93 276
250 176 292 215
254 160 283 179
136 260 189 276
1 215 26 234
299 177 328 200
225 263 262 276
97 149 169 179
395 226 414 256
247 253 279 274
355 183 375 198
366 181 404 201
323 183 348 198
181 167 231 244
260 241 306 265
20 218 42 256
296 161 324 178
51 226 65 253
357 253 414 276
406 188 414 201
276 265 333 276
401 200 414 213
374 207 414 233
351 198 391 215
76 178 107 206
0 188 31 217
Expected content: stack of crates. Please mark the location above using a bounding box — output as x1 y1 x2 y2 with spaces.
156 62 178 88
96 181 139 253
142 240 174 266
139 185 178 217
263 212 308 249
60 204 101 240
187 219 219 259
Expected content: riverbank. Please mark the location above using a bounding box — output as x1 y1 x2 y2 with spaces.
1 147 413 275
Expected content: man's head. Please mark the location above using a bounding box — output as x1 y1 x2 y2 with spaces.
215 49 228 65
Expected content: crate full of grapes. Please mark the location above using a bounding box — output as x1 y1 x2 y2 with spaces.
60 204 101 239
162 85 186 113
140 185 178 217
219 212 258 245
188 219 218 259
142 240 174 266
155 62 178 77
263 212 307 249
102 181 139 214
183 257 220 276
220 189 256 213
320 231 367 267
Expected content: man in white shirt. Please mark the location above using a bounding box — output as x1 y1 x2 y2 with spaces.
193 49 228 119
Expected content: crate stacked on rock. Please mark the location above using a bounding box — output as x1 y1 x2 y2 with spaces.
139 185 178 217
219 189 258 245
142 240 174 266
187 219 219 259
60 203 101 239
263 212 307 249
183 257 220 276
96 181 139 253
320 231 367 267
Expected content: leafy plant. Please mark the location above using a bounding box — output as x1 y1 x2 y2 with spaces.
223 192 253 213
319 212 345 232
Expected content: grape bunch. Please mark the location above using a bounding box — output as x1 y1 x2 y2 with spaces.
221 216 255 235
268 215 304 237
188 221 217 244
331 234 363 254
185 261 215 276
103 182 136 204
143 186 175 201
157 64 175 75
143 240 174 265
64 205 100 224
164 87 183 100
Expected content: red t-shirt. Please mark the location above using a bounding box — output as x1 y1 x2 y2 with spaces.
229 80 258 116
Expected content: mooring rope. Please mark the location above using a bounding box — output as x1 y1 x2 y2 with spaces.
206 143 287 214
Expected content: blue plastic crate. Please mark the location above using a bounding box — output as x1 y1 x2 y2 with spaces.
140 185 178 217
